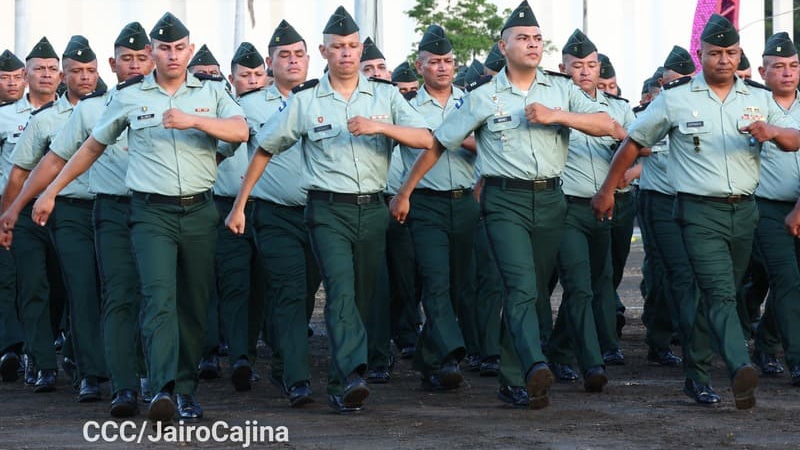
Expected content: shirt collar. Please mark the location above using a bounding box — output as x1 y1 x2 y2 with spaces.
318 72 375 98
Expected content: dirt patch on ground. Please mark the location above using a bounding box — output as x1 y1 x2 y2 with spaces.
1 239 799 449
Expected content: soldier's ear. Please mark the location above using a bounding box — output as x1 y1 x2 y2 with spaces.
108 57 117 74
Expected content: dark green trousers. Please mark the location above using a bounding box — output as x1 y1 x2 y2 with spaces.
547 198 611 372
254 200 320 388
473 218 502 360
304 194 388 395
611 190 636 316
754 198 800 367
214 197 267 364
480 183 565 387
675 195 755 379
130 195 217 395
408 192 478 374
383 206 421 351
50 198 106 380
638 190 678 351
94 196 145 393
0 244 21 354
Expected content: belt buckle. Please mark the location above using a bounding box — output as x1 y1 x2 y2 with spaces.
451 189 464 199
179 195 195 206
726 195 741 204
532 180 546 191
355 194 372 205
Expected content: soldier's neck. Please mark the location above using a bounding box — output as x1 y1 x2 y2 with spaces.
328 73 359 101
27 92 55 109
505 65 537 91
276 79 301 98
423 84 451 106
156 71 188 95
773 91 796 110
705 76 734 102
66 91 81 105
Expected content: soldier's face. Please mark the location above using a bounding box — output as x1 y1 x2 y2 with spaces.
661 68 684 85
416 51 454 90
759 55 800 96
151 37 194 80
268 41 309 88
699 42 740 84
0 68 26 102
597 77 619 96
396 81 419 95
736 67 752 80
63 58 99 97
229 64 267 97
110 46 154 83
189 64 221 77
499 26 543 70
360 58 390 80
320 33 361 77
561 52 600 95
25 58 60 97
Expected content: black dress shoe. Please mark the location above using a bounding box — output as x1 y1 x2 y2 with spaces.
231 358 252 392
218 342 229 357
616 312 626 338
465 354 481 372
0 352 20 382
23 355 37 386
683 378 720 405
62 356 77 382
549 363 579 382
79 376 101 402
328 394 362 413
342 375 370 408
366 368 391 384
790 365 800 387
288 381 314 407
647 348 683 367
33 369 57 393
480 356 500 377
110 389 139 418
399 345 416 359
731 364 758 410
176 394 203 419
197 355 221 379
525 362 554 410
752 349 784 376
497 385 529 408
421 373 456 391
439 361 463 388
583 366 608 393
602 349 625 365
53 331 66 353
147 392 176 422
140 377 153 403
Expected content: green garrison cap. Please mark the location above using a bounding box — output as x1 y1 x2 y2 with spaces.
484 43 505 72
663 45 695 75
189 45 219 68
418 25 453 55
323 6 359 36
361 37 385 62
232 42 264 69
641 76 658 95
737 51 750 70
465 59 485 84
701 13 739 47
96 76 107 93
269 20 304 49
26 37 59 61
454 65 467 87
763 31 797 57
562 29 596 58
391 61 417 83
598 54 615 78
150 12 190 43
63 35 96 63
0 50 24 72
502 1 538 32
115 22 149 50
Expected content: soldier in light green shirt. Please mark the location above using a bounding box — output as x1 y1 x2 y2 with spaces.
28 12 248 422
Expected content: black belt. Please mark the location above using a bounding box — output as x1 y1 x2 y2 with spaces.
55 196 94 206
565 195 592 204
640 189 674 200
483 176 560 192
132 190 212 207
307 190 383 205
414 188 472 199
214 195 254 203
95 194 131 204
256 199 305 212
755 196 796 207
678 192 753 204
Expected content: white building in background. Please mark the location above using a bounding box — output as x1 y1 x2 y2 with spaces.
0 0 773 101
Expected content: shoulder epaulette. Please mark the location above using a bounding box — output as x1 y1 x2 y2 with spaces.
544 69 571 79
291 79 319 94
117 75 144 90
632 102 650 114
0 101 13 108
80 88 108 101
31 101 54 116
663 76 691 90
239 87 263 98
193 72 225 83
466 75 493 93
402 90 418 101
604 92 629 103
369 76 396 86
744 78 771 91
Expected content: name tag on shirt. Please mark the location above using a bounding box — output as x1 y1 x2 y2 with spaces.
137 113 155 121
314 124 332 133
493 116 513 124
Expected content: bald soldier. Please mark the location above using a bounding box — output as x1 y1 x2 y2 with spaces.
392 1 616 409
593 14 800 409
30 12 248 421
226 6 432 413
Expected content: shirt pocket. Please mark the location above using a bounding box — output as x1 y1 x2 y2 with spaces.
677 119 712 152
486 114 520 151
307 123 342 161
